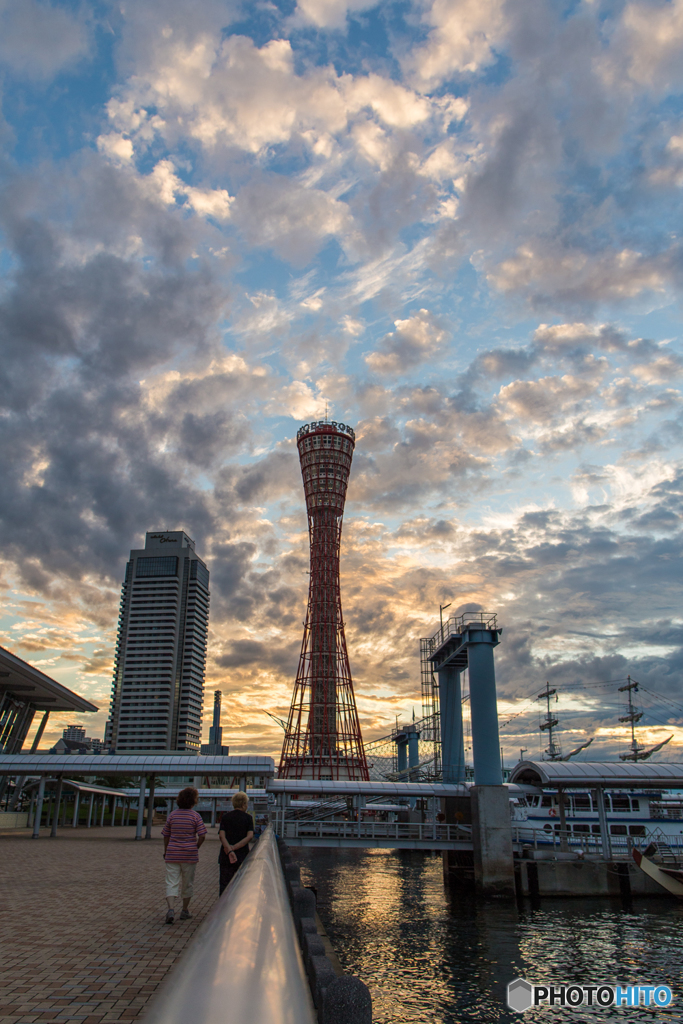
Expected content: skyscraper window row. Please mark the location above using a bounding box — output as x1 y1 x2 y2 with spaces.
131 591 179 598
131 586 180 592
135 556 179 577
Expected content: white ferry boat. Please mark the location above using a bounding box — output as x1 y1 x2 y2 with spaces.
511 789 683 844
508 678 680 848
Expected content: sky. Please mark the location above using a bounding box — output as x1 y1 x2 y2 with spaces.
1 0 683 765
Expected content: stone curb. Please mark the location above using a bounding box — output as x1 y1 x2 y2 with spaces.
276 838 372 1024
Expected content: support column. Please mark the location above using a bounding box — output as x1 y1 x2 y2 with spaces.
558 788 569 852
464 623 513 895
32 777 46 839
50 777 63 838
210 799 217 828
135 776 146 840
30 710 50 752
407 725 420 778
72 790 81 828
396 734 408 778
87 792 95 828
28 789 36 828
595 787 612 860
12 711 49 812
437 666 465 784
6 701 35 754
145 778 155 839
471 785 515 896
467 638 503 786
99 796 106 827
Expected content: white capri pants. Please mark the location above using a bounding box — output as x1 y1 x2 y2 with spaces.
165 862 197 898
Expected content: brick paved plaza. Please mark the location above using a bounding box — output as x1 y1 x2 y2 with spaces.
0 826 222 1024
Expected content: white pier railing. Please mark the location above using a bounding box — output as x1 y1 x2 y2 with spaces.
143 826 315 1024
276 818 472 847
512 826 683 861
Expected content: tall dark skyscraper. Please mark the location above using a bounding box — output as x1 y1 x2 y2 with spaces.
105 531 210 752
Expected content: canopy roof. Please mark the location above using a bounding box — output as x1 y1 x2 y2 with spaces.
0 645 98 713
23 778 132 798
509 760 683 789
269 779 530 797
0 753 275 776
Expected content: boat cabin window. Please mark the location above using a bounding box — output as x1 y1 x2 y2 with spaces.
573 824 590 834
630 799 639 811
629 825 646 836
541 796 553 807
591 825 601 834
610 824 627 835
611 796 631 812
572 794 591 810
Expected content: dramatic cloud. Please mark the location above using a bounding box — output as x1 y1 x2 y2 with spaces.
0 0 682 763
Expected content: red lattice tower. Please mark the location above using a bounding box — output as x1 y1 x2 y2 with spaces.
279 420 369 780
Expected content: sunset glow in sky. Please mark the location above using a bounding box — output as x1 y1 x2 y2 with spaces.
2 0 683 762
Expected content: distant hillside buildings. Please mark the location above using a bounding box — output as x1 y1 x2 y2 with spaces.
104 530 210 753
50 725 104 755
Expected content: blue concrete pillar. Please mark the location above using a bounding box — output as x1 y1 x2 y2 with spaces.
438 666 465 784
407 727 420 777
466 631 503 786
396 735 408 776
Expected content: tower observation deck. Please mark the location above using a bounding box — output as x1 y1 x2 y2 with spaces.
279 420 369 780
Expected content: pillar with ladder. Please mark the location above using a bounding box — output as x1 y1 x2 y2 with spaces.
279 419 368 780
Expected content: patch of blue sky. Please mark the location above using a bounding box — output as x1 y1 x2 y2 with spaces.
223 1 293 51
285 3 401 79
3 30 116 166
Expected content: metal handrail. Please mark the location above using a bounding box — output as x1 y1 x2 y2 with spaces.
510 825 683 860
278 819 471 842
143 826 315 1024
429 611 498 648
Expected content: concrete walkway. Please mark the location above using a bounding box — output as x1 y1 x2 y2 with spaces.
0 826 221 1024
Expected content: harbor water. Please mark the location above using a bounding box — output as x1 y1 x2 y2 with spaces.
294 847 683 1022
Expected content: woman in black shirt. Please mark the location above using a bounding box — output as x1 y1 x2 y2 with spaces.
218 791 254 895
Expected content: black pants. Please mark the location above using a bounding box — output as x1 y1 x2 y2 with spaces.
219 853 246 895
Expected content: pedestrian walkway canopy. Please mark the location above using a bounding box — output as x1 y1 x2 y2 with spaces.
269 778 470 798
0 753 275 777
23 779 133 798
151 788 268 799
510 760 683 789
268 778 535 797
0 645 98 713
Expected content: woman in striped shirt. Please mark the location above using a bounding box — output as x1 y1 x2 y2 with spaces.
162 787 207 924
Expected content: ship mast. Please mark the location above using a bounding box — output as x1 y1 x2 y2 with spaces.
538 682 561 760
618 675 673 761
537 682 594 761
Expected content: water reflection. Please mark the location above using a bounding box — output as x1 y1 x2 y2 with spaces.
294 847 683 1023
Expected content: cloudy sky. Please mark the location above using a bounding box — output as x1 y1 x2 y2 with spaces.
2 0 683 764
